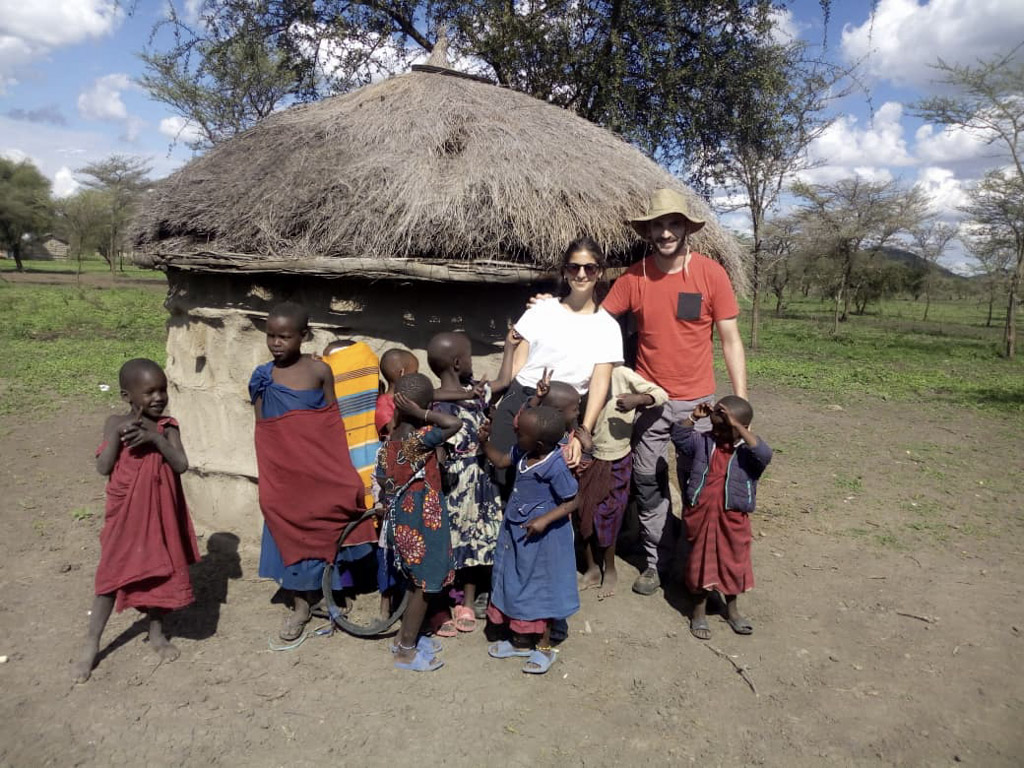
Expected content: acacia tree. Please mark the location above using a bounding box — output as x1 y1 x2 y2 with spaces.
712 39 848 351
962 170 1024 357
0 158 52 272
142 0 813 190
76 155 152 274
54 189 112 274
792 177 927 334
963 226 1013 328
910 220 958 321
915 45 1024 190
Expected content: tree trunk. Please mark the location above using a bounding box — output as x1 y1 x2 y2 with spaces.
750 281 761 353
774 290 784 316
832 288 842 335
986 290 994 327
12 243 23 272
1005 250 1022 359
923 290 931 322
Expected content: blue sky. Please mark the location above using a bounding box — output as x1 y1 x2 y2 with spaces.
1 0 1022 271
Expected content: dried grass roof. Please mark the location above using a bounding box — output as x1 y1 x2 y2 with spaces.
133 67 747 292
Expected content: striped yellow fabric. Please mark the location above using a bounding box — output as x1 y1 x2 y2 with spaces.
324 342 381 510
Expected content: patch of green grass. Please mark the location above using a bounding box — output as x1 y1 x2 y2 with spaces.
873 531 905 549
0 257 164 280
833 473 863 492
735 297 1024 414
70 507 95 521
0 282 166 414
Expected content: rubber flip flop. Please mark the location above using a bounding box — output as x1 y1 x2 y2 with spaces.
453 605 477 633
488 640 532 659
268 633 308 652
390 636 443 655
689 617 711 641
522 649 556 675
727 617 754 635
394 648 444 672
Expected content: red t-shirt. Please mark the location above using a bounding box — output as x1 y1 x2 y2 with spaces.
602 253 739 400
375 393 395 436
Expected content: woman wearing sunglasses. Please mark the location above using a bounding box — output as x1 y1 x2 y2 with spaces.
489 237 624 497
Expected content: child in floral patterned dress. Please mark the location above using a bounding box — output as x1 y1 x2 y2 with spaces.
375 373 461 671
428 331 503 633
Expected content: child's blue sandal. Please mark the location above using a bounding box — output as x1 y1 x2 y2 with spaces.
390 636 442 655
488 640 533 659
394 648 444 672
522 648 557 675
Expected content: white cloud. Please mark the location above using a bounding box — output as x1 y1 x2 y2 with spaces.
769 8 801 46
77 73 146 143
159 115 204 147
915 166 970 218
52 166 79 197
0 0 123 92
797 101 913 184
78 73 133 121
841 0 1024 89
914 123 992 165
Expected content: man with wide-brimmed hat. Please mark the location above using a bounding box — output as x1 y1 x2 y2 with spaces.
601 188 747 596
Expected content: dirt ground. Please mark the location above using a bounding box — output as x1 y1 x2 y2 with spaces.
0 388 1021 767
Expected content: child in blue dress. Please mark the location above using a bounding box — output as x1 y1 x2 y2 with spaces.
481 406 579 674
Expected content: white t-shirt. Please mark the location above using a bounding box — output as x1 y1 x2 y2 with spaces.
514 299 624 393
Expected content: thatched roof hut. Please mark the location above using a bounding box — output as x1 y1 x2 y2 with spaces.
134 60 745 537
134 65 745 288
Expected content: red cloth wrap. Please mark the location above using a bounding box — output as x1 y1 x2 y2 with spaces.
255 405 374 565
683 445 754 595
94 417 200 613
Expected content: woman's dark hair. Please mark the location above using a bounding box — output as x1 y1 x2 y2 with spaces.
559 236 610 305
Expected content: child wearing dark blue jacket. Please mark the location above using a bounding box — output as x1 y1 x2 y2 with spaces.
672 396 772 641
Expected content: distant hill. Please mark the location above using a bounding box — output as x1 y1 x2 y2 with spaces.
877 246 965 280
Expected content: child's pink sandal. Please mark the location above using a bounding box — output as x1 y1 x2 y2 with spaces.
453 605 477 633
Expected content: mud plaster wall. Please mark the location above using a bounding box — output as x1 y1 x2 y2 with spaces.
164 269 546 541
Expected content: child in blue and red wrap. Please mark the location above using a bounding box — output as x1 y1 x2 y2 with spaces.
250 302 374 644
72 358 200 683
672 395 772 641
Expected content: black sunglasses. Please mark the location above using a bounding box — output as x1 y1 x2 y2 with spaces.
563 262 599 278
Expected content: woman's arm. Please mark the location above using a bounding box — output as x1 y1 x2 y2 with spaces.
581 362 613 433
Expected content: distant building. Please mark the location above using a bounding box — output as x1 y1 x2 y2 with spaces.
27 235 70 260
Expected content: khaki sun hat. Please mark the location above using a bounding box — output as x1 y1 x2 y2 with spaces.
629 188 707 237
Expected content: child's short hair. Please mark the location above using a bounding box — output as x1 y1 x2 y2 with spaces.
718 395 753 426
394 372 434 409
524 405 566 449
380 349 418 384
542 382 579 412
426 331 469 376
267 301 309 331
119 358 164 390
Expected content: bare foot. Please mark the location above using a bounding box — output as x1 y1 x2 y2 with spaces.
149 635 181 663
579 567 602 590
71 640 99 683
597 569 618 599
280 609 310 641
